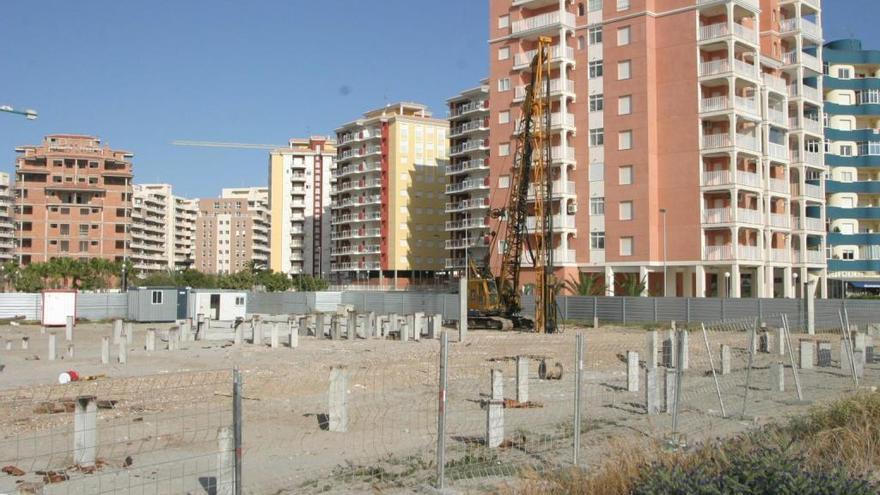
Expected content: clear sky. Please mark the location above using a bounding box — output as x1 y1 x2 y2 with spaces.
0 0 877 198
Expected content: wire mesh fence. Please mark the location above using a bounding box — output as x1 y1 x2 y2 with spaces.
1 314 878 494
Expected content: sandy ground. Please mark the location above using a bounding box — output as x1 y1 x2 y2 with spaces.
0 320 876 494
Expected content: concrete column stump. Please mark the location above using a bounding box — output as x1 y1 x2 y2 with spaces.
113 319 123 344
65 316 74 342
680 331 689 370
770 362 784 392
818 341 832 367
720 344 731 375
774 327 786 356
799 340 815 370
645 368 660 415
646 331 659 369
124 322 133 345
430 314 442 340
217 426 234 495
662 330 675 368
486 399 504 448
101 337 110 365
627 351 639 392
271 323 280 349
21 337 28 350
664 368 677 414
328 367 348 433
73 395 97 467
516 357 529 403
145 329 156 352
67 344 74 359
253 321 263 346
759 332 770 353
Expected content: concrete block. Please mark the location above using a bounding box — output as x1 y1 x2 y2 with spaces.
680 331 689 370
101 337 110 365
347 311 357 340
118 341 127 363
774 327 785 356
146 329 156 352
645 368 660 415
234 324 243 345
486 399 504 448
217 426 234 495
328 367 348 433
289 324 299 349
646 331 659 369
664 368 677 414
124 322 133 345
390 314 399 340
73 395 97 467
113 319 123 344
21 336 29 350
65 316 74 342
315 313 325 338
662 332 674 368
720 344 731 375
853 332 867 353
179 320 191 342
168 329 179 351
48 333 56 361
414 312 426 338
799 340 814 370
759 332 770 353
516 356 529 403
770 362 784 392
491 369 503 401
253 321 263 346
627 351 639 392
331 316 342 340
429 314 442 339
818 341 832 367
270 323 280 349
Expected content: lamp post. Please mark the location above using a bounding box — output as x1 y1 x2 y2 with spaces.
724 271 731 298
793 271 799 299
660 208 668 297
0 105 38 120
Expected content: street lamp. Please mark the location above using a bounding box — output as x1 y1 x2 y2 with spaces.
1 105 38 120
660 208 668 297
793 271 799 298
724 271 731 298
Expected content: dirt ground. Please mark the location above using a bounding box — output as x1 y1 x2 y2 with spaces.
0 320 876 494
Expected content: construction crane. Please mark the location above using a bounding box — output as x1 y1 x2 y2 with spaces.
171 140 286 150
466 36 557 333
1 104 38 120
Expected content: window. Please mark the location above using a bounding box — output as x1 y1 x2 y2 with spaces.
498 175 510 189
617 26 631 46
498 110 510 124
837 67 852 79
589 94 604 112
842 249 855 260
78 240 88 252
589 0 602 11
235 296 245 306
617 0 631 11
619 201 633 220
497 78 510 91
499 143 510 156
498 47 510 60
840 145 853 156
60 240 70 253
618 60 632 80
619 165 634 185
589 163 604 181
618 130 633 150
149 290 164 305
79 224 88 235
588 26 603 44
498 15 509 29
590 197 605 215
60 224 70 235
618 95 632 115
620 236 634 256
590 128 604 146
578 2 585 16
590 232 605 250
840 171 854 182
589 60 604 78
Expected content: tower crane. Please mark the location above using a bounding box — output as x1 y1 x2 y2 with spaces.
466 36 557 333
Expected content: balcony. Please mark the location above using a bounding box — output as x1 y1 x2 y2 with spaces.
769 212 790 229
793 250 825 265
446 237 484 250
763 74 788 94
768 108 788 127
331 261 381 272
699 95 759 116
450 140 488 156
768 177 789 194
514 79 575 102
510 11 576 38
791 149 824 167
697 0 759 9
770 248 791 263
445 258 467 270
702 207 763 225
792 182 823 200
513 45 576 70
793 216 825 232
450 100 488 117
331 228 381 241
783 51 822 74
551 146 576 163
768 142 790 161
704 244 734 261
527 180 576 199
701 169 762 189
445 198 490 213
446 178 490 194
521 248 576 266
446 218 488 230
447 158 489 175
698 22 758 44
450 119 488 137
525 214 576 231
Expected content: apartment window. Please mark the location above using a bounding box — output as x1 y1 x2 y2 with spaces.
499 143 511 156
840 145 853 156
498 78 511 92
620 236 634 256
79 241 88 252
588 26 603 44
618 95 632 115
840 171 854 182
577 35 585 50
79 224 88 235
235 296 245 306
589 128 605 146
578 2 585 16
498 175 510 189
499 110 510 124
60 240 69 253
617 26 631 46
498 15 509 29
589 94 604 112
590 197 605 215
619 201 633 220
589 163 604 181
589 60 604 78
151 290 163 304
60 224 70 235
588 0 602 12
618 60 632 80
842 249 855 260
619 165 634 185
837 67 852 79
618 130 633 150
498 47 510 61
617 0 631 11
590 232 605 250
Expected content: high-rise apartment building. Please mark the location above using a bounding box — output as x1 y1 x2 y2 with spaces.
13 134 133 265
194 187 270 274
446 83 492 272
268 137 334 277
488 0 825 298
331 103 448 284
130 184 197 273
823 38 880 294
0 173 14 262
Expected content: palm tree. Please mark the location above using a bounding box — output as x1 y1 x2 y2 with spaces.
618 274 647 297
565 272 606 296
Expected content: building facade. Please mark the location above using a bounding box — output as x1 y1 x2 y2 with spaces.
446 83 492 273
268 137 334 277
488 0 825 298
824 38 880 294
194 187 270 274
131 183 197 273
0 173 14 262
13 135 133 265
331 103 448 284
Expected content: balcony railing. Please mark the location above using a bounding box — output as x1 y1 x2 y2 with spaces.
704 244 734 261
527 180 576 198
551 146 576 162
526 214 576 230
447 158 488 175
768 177 789 194
702 207 762 225
768 142 790 161
446 178 489 194
739 245 762 260
450 140 488 155
521 248 576 265
769 213 790 228
702 133 731 149
450 100 488 117
514 78 575 100
446 218 488 230
510 11 575 35
445 198 490 213
513 45 576 69
763 73 788 94
770 248 791 263
768 108 787 127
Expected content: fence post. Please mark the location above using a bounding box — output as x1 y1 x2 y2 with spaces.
621 298 627 326
573 333 584 465
233 368 242 495
757 299 763 323
436 331 449 489
685 298 691 324
720 298 726 322
653 298 658 324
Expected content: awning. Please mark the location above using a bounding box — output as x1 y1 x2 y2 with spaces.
848 281 880 289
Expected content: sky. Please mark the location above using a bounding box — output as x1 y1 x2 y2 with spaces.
0 0 877 198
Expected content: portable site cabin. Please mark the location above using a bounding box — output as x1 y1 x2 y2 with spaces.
41 290 77 326
127 287 189 322
188 289 247 321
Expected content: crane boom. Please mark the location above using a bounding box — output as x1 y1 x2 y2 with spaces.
171 140 286 150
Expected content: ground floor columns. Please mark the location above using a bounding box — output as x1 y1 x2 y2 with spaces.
605 266 615 296
755 265 766 298
783 266 794 298
695 265 706 298
639 266 649 297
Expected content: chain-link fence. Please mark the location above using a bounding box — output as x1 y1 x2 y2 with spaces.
1 314 877 494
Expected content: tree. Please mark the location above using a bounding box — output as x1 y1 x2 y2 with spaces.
618 274 647 297
565 272 606 296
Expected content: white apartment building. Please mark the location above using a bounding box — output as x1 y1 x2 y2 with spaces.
131 183 197 272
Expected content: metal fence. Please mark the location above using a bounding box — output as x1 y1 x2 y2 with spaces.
0 293 128 321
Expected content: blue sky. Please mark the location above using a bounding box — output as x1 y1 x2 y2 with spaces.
0 0 876 198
